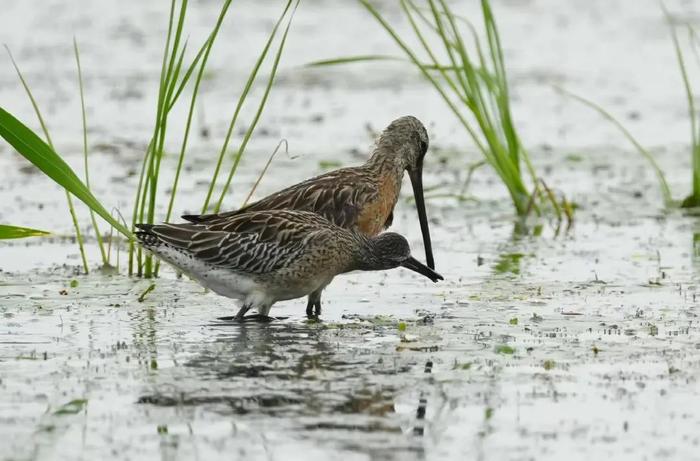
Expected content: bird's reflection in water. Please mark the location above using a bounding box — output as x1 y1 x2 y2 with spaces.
137 320 426 458
139 321 397 415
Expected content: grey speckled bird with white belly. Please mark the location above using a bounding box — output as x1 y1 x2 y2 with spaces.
136 210 442 320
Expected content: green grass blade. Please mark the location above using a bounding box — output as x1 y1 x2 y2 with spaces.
402 0 468 104
306 55 402 67
0 107 134 239
305 53 458 71
556 86 674 207
202 0 294 213
214 0 300 212
0 224 50 239
164 0 232 223
5 45 90 272
241 139 288 207
167 35 213 112
133 0 178 275
664 5 700 201
358 0 488 157
74 38 109 266
358 0 545 217
140 0 189 276
155 0 233 276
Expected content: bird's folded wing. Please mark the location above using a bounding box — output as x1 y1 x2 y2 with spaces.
182 168 378 229
149 213 331 274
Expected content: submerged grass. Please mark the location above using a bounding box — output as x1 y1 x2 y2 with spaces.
312 0 569 221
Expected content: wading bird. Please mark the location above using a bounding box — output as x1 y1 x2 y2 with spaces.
183 116 435 317
136 210 442 320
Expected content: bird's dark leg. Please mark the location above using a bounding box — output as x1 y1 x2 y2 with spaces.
235 303 252 321
306 289 323 319
233 303 277 322
305 298 314 318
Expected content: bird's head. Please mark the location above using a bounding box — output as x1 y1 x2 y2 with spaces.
376 115 429 173
375 116 434 271
364 232 443 282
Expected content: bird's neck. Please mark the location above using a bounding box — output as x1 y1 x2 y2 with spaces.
343 234 380 273
365 145 406 178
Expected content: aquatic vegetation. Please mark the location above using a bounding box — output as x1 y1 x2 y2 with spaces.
131 0 235 277
667 8 700 208
74 39 110 268
129 0 298 277
558 6 700 209
493 252 526 275
556 88 675 207
53 399 88 416
0 224 50 239
3 47 91 273
311 0 571 221
495 344 515 355
0 108 132 240
137 283 157 303
0 0 299 277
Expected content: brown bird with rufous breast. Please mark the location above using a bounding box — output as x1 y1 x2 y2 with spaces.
182 115 435 317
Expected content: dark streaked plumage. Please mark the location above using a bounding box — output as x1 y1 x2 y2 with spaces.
136 210 442 320
182 116 435 316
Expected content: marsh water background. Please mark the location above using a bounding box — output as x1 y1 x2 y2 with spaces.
2 0 700 460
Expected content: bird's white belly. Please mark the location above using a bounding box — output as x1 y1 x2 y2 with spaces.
151 245 258 301
147 245 335 316
197 267 261 300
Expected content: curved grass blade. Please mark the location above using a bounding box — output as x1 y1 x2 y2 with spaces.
242 139 288 207
155 0 233 276
306 55 402 67
74 38 109 267
357 0 486 155
358 0 541 216
213 0 300 212
164 0 233 224
663 4 700 205
0 107 133 239
139 0 189 277
555 86 674 208
201 0 295 213
0 224 50 239
5 45 90 272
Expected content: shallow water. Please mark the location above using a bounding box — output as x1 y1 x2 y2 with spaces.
2 0 700 460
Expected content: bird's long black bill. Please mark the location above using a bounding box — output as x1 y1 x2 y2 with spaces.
409 166 435 269
401 256 443 282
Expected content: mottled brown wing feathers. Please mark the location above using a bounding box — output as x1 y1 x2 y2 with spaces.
182 167 378 229
148 211 334 274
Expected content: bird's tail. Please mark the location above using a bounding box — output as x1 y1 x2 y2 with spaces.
134 224 161 247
